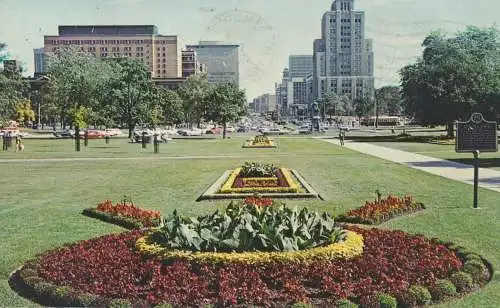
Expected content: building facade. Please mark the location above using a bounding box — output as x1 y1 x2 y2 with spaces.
185 41 239 86
252 94 277 114
288 55 313 78
44 25 182 78
312 0 374 101
34 48 45 75
181 49 207 78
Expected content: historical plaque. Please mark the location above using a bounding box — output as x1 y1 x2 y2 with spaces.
456 113 498 153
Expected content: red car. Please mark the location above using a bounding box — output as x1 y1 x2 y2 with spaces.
205 127 222 134
77 130 107 139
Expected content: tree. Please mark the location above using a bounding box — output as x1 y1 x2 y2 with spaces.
353 95 373 119
105 57 154 138
47 48 111 150
375 86 402 116
400 25 500 137
156 87 184 126
178 73 211 127
0 45 29 122
205 82 247 139
15 99 35 126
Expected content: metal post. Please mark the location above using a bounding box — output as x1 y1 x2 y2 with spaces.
473 150 479 209
142 132 147 149
154 134 159 154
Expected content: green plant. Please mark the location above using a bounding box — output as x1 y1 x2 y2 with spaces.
462 260 487 281
240 161 277 177
108 298 133 308
74 292 101 307
149 201 345 253
407 285 432 305
465 253 483 262
336 298 359 307
291 301 314 308
52 286 74 301
450 271 474 292
430 279 457 300
377 293 397 308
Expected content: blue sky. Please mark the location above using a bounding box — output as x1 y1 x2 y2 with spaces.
0 0 498 99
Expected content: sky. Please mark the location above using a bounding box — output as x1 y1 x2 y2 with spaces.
0 0 498 99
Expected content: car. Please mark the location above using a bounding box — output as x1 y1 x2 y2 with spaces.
205 127 221 134
53 129 75 138
298 125 312 134
237 126 248 132
226 126 236 133
105 128 124 137
339 126 351 132
84 130 107 139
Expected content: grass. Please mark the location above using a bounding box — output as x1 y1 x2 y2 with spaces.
0 137 499 307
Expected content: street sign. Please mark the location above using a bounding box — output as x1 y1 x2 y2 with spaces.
456 113 498 153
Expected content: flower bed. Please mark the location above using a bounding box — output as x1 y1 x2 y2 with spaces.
219 167 300 193
243 135 276 148
337 194 425 225
82 200 161 229
14 227 491 307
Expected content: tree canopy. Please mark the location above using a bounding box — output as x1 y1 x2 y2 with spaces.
400 25 500 136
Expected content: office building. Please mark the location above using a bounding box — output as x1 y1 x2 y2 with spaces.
312 0 374 101
182 49 207 78
34 48 45 75
289 55 313 78
44 25 182 78
185 41 239 86
252 93 277 114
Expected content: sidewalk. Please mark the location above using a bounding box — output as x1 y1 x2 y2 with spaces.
320 138 500 193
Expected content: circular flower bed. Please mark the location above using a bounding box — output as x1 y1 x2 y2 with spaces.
13 226 490 307
135 230 364 264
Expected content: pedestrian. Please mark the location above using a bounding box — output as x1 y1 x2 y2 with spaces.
339 129 345 146
15 134 24 152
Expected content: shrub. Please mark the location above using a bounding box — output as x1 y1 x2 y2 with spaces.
407 285 432 305
465 253 483 262
377 293 397 308
148 201 345 253
51 286 74 301
108 298 133 308
450 271 474 292
74 292 101 307
430 279 456 300
33 281 56 297
336 299 359 308
462 260 487 281
291 302 314 308
22 276 44 287
240 161 277 177
19 268 38 281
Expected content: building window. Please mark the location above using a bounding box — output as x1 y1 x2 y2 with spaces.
162 64 166 68
162 70 166 74
162 53 165 56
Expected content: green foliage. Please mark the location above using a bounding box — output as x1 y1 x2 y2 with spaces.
375 86 403 116
462 259 487 281
0 58 29 119
430 279 457 300
291 302 314 308
400 25 500 132
150 201 344 253
74 292 100 307
450 271 474 292
407 285 432 305
205 82 247 138
178 73 212 125
240 161 277 177
336 298 359 308
82 208 147 230
156 88 184 126
108 299 133 308
377 293 397 308
154 303 173 308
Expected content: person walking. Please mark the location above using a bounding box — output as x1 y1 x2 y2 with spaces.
339 129 345 146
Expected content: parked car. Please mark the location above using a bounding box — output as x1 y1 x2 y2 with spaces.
105 128 124 137
178 128 203 136
226 126 236 133
205 127 221 134
53 129 74 138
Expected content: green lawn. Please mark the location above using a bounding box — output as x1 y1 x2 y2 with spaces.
367 141 500 171
0 138 499 307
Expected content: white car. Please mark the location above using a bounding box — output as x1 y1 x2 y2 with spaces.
105 128 124 137
226 126 236 133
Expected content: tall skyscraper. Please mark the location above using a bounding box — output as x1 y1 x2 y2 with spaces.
288 55 313 78
34 48 45 74
44 25 182 78
185 41 239 86
312 0 374 101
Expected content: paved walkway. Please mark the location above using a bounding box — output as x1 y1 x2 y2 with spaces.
319 138 500 193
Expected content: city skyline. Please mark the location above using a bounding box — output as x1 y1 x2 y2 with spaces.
0 0 498 99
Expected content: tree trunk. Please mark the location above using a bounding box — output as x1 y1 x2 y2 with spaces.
446 122 455 138
222 121 227 139
75 125 81 152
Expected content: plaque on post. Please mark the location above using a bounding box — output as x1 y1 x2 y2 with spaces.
455 113 498 209
456 113 497 153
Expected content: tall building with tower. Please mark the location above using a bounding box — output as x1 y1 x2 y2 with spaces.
185 41 239 87
312 0 374 102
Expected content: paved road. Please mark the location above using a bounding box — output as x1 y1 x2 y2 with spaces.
319 137 500 193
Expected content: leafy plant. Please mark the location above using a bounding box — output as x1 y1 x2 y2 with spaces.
149 201 345 253
336 299 359 307
377 293 397 308
450 271 474 292
430 279 456 300
240 162 277 178
462 260 487 281
407 285 432 305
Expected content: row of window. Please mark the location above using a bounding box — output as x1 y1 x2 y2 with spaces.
46 39 172 45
